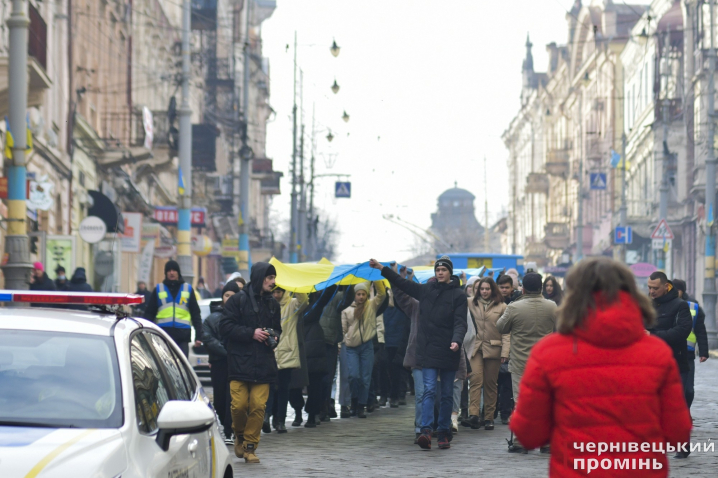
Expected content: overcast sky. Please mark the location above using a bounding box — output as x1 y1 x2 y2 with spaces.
262 0 653 264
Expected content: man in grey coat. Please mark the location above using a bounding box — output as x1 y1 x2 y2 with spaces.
497 272 557 453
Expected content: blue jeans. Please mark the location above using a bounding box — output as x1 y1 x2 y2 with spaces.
412 369 424 433
345 341 374 405
421 368 456 432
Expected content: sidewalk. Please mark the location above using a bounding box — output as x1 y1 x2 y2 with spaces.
228 358 718 477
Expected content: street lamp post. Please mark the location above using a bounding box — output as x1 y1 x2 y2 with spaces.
2 0 32 291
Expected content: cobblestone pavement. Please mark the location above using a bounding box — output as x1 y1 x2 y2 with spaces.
222 357 718 477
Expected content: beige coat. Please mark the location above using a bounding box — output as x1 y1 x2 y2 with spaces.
341 281 387 347
275 293 308 370
496 293 557 375
467 298 509 360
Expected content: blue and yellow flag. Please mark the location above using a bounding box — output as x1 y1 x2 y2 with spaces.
178 166 185 195
4 116 33 159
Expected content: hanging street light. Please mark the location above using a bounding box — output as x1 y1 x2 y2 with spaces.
327 130 334 142
331 79 340 94
342 110 350 123
330 39 340 57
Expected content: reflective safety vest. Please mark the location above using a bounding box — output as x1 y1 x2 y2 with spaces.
686 301 699 352
155 283 192 329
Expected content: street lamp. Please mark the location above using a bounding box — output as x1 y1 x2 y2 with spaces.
326 130 334 142
342 111 350 123
330 39 340 57
331 79 340 94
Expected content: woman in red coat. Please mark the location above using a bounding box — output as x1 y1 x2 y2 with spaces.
510 257 691 477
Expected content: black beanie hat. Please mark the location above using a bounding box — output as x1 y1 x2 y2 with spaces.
165 260 181 276
222 281 241 296
434 256 453 275
522 273 543 293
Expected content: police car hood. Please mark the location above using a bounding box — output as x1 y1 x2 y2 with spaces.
0 426 127 477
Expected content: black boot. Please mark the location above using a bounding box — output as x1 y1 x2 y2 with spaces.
468 415 482 430
357 405 367 418
292 413 303 427
340 405 351 418
328 399 338 418
304 414 317 428
262 414 271 433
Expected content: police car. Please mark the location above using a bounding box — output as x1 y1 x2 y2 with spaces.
0 290 234 478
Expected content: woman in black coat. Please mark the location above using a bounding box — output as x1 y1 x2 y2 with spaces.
302 286 338 427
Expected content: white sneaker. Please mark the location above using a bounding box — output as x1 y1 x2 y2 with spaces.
451 414 459 433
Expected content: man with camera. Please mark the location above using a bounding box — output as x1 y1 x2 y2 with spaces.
220 262 281 464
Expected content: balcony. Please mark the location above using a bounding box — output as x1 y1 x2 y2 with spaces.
544 222 570 250
545 148 570 176
525 241 549 266
525 172 549 194
29 3 46 71
252 158 283 195
98 109 177 165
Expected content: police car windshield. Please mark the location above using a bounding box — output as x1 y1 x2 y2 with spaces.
0 330 122 429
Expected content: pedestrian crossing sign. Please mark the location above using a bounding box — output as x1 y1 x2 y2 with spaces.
589 173 607 190
335 181 351 198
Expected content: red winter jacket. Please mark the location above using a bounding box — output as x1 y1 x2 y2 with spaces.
510 292 692 477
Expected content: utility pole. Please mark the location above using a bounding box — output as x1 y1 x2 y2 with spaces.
298 71 306 263
177 0 194 284
1 0 31 290
307 105 316 260
238 0 252 275
658 27 671 274
620 132 628 263
576 93 584 262
483 156 490 253
704 0 718 349
289 32 299 263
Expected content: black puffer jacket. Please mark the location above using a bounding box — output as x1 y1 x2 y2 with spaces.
319 286 355 345
64 268 94 310
650 284 692 372
219 262 281 384
381 267 467 371
303 287 337 375
203 301 227 364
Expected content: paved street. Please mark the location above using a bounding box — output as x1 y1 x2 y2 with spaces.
225 356 718 477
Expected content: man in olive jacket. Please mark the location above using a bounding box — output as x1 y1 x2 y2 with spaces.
219 262 281 464
497 272 557 452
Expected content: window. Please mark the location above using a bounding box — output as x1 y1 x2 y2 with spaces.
130 334 170 434
0 331 122 429
145 332 194 400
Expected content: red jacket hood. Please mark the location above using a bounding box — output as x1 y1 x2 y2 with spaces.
572 291 646 348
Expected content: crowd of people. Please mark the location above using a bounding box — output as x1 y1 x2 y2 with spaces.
132 254 707 473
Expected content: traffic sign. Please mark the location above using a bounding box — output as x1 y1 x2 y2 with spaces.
650 219 674 240
590 173 607 190
652 238 672 251
335 182 351 198
614 226 632 245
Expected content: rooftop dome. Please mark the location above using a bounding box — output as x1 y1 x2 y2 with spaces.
438 186 475 201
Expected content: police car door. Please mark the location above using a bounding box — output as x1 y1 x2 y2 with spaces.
145 332 212 478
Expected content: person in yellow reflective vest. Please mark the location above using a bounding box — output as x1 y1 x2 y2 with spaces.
144 260 203 357
673 279 710 460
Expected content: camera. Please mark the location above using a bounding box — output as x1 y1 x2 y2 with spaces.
263 328 279 349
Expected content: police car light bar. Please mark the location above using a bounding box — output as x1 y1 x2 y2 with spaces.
0 290 145 305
